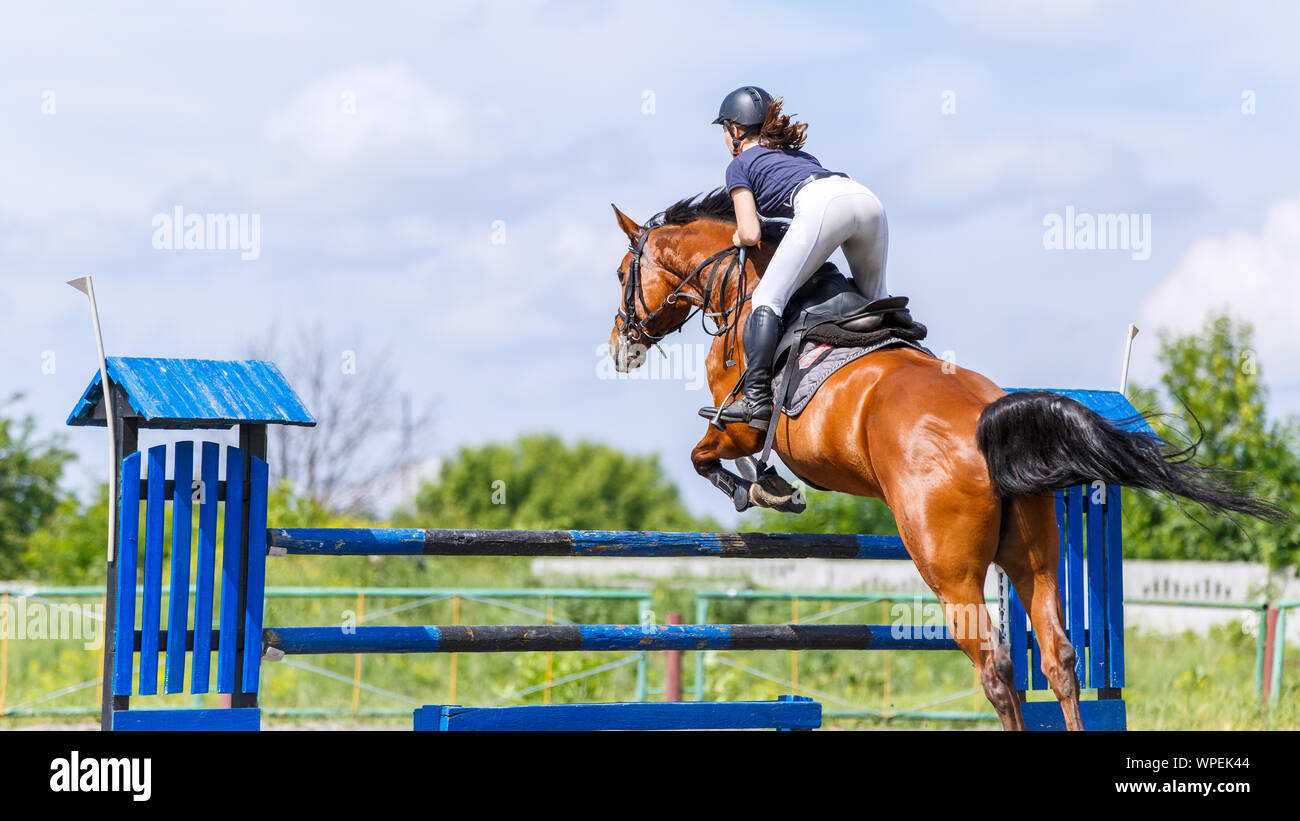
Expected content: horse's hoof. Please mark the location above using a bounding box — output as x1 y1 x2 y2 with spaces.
780 486 807 514
748 473 806 514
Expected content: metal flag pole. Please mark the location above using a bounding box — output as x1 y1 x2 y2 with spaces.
68 276 117 561
1119 323 1139 395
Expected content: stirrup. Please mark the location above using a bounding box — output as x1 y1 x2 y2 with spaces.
716 396 772 430
698 405 724 429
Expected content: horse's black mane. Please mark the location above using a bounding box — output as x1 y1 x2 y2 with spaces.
654 188 788 243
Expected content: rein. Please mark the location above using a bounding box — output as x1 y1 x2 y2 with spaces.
617 224 751 364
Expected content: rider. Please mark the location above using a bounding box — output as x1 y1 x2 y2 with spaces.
712 86 890 430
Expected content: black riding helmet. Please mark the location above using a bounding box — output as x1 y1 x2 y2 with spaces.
712 86 773 127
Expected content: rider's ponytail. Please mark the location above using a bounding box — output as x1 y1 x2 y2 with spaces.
758 98 808 151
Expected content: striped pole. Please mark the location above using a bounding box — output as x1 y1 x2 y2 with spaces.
264 623 958 656
269 528 909 560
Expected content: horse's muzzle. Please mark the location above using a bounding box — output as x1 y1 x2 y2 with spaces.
611 338 649 372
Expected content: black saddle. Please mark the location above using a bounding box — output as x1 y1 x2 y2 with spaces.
696 262 932 493
773 263 926 369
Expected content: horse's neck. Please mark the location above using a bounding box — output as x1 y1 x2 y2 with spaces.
672 228 769 382
678 232 764 317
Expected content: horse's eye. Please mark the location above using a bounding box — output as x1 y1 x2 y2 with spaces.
617 269 626 284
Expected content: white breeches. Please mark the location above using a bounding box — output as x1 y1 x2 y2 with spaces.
750 176 889 315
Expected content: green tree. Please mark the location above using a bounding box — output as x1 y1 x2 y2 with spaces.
1125 314 1300 568
0 397 73 578
745 487 897 535
21 488 108 584
402 433 714 531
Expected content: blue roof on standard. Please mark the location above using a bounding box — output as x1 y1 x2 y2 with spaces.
67 357 316 430
1005 388 1156 436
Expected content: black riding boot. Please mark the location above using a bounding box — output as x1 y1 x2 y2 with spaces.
716 306 782 430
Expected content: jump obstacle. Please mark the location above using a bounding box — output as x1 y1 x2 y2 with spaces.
70 357 1134 731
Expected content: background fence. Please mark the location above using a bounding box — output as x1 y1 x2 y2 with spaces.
1 582 1294 723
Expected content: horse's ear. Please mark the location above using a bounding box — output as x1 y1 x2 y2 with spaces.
611 204 645 243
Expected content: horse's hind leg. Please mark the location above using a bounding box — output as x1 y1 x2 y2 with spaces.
995 494 1085 731
937 572 1025 731
896 501 1025 730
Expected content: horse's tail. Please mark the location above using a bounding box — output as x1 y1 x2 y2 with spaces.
974 390 1287 521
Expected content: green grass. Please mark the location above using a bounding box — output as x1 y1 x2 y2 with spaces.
2 566 1295 730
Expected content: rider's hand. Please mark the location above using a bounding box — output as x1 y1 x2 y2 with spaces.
732 229 747 247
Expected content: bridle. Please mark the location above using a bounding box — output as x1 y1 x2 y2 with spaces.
616 221 750 363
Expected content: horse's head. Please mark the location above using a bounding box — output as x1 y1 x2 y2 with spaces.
607 191 782 372
607 204 698 372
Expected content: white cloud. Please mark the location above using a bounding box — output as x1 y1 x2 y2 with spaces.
264 65 499 172
355 211 626 346
949 0 1113 37
906 134 1102 203
884 61 991 128
1139 197 1300 385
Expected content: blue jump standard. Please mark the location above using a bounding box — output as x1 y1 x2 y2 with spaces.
263 623 959 655
74 360 1132 732
415 696 820 731
268 528 911 560
1021 700 1127 732
112 708 261 731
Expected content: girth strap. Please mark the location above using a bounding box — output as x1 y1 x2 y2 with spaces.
757 326 803 470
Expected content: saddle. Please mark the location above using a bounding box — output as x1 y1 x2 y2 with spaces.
771 263 927 371
698 263 931 480
698 263 929 423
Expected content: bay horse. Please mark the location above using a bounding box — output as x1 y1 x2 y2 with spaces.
606 190 1282 730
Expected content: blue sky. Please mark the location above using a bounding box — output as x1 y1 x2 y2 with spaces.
3 0 1299 524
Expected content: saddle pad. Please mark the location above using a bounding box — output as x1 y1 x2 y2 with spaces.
772 337 932 417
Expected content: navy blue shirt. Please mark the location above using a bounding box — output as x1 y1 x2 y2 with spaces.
724 146 840 218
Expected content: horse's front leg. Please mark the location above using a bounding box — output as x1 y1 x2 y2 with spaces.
691 420 765 511
691 423 804 514
692 338 804 513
